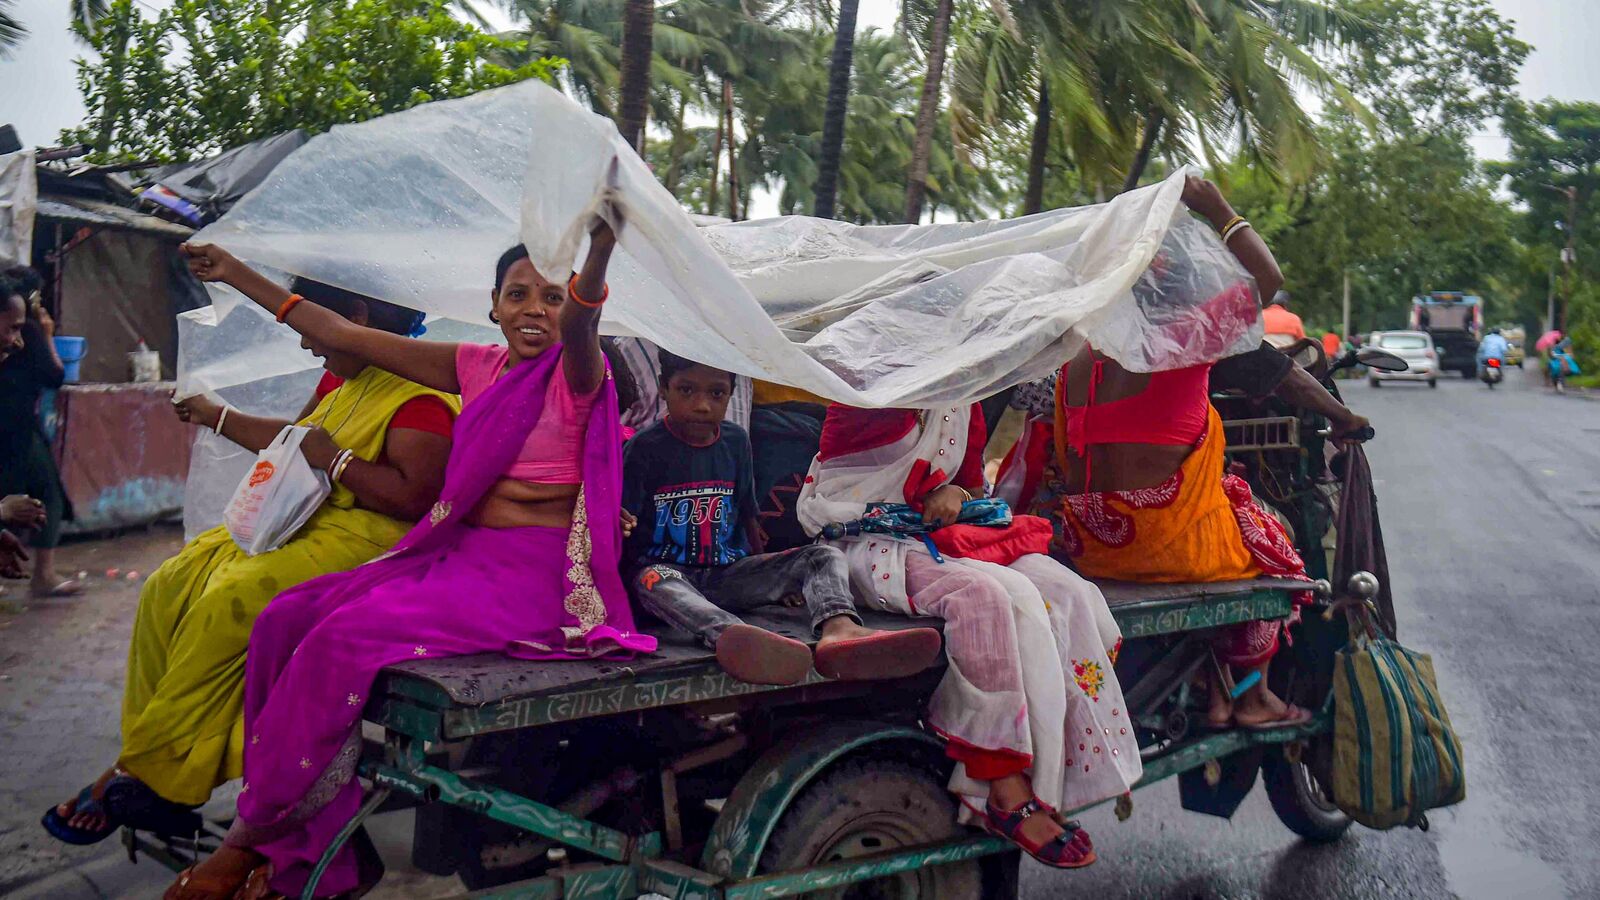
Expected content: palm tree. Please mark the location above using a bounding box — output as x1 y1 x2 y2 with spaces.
901 0 954 223
1 0 24 57
812 0 861 220
616 0 653 149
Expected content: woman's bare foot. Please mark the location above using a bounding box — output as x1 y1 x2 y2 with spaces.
165 845 264 900
813 616 942 681
57 766 120 832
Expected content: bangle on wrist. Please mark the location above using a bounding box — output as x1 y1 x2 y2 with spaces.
328 448 355 483
567 274 609 309
1216 214 1245 236
1222 219 1253 244
215 406 230 437
276 293 307 323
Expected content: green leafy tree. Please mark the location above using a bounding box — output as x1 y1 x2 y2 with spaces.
1496 100 1600 365
64 0 561 162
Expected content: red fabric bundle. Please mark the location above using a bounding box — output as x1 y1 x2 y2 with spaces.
929 515 1053 566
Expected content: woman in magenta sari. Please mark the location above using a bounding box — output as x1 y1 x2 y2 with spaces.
168 221 655 899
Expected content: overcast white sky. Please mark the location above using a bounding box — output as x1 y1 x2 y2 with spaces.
1 0 1594 165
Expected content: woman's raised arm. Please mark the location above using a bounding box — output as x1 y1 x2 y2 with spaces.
181 243 461 393
1180 177 1285 301
559 220 616 395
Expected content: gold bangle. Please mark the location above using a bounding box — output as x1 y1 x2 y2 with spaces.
1216 214 1244 236
1222 219 1253 244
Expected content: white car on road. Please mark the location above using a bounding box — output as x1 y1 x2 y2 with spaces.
1368 331 1439 388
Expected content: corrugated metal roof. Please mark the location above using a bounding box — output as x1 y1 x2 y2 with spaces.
36 194 195 239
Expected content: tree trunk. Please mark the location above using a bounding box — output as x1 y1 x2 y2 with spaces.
663 96 688 197
1023 84 1051 215
724 79 739 220
813 0 861 220
616 0 654 151
708 96 723 217
1120 109 1164 194
902 0 954 224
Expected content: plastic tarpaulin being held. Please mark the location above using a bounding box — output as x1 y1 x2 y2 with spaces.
183 79 1259 408
178 79 1261 531
0 150 35 269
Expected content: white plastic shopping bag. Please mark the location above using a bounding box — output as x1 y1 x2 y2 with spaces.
224 426 331 556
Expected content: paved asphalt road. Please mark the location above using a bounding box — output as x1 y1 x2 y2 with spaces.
1024 367 1600 900
2 366 1595 899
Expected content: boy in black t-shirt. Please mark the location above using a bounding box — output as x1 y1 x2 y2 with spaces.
623 351 941 686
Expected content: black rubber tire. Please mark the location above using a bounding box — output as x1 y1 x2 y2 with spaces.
1263 750 1353 844
1369 377 1381 388
1429 379 1437 388
761 756 983 899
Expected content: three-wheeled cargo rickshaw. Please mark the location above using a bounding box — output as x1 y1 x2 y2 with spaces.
126 348 1394 900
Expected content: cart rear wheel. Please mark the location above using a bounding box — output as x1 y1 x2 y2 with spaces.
761 757 984 899
1263 746 1352 843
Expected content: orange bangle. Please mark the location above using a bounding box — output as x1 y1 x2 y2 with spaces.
276 293 306 323
567 275 609 309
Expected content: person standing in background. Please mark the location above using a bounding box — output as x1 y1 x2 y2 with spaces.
0 268 81 597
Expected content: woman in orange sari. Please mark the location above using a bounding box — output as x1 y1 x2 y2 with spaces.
1011 177 1311 730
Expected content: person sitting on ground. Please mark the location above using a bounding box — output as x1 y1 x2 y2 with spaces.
159 220 656 900
624 350 941 686
42 278 459 850
0 285 32 584
1003 176 1315 733
799 401 1140 871
0 267 81 597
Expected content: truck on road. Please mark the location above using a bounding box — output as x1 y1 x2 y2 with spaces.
1410 291 1482 378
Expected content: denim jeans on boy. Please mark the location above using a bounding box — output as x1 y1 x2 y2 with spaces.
630 544 859 647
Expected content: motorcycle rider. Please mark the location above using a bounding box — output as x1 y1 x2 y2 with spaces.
1477 328 1509 381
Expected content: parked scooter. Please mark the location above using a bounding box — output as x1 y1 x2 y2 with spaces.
1481 357 1503 389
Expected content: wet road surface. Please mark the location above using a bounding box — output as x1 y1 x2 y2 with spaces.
1025 368 1598 899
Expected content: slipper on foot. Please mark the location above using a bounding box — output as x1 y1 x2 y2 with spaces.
715 623 814 686
814 627 942 681
32 579 84 598
1238 702 1314 732
40 784 118 846
103 775 203 835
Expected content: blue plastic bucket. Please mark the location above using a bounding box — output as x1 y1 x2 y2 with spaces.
53 335 87 383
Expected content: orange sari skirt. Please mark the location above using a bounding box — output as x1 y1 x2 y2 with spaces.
1045 407 1308 668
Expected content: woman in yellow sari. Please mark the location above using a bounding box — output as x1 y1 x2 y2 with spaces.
43 279 458 845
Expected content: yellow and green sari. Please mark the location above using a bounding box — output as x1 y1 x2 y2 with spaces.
119 367 458 805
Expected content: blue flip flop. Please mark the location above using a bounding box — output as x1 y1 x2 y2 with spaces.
40 783 119 845
103 775 203 835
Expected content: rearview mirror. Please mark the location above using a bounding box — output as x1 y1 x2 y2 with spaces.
1357 347 1410 372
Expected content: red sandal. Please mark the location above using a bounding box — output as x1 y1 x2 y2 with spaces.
983 798 1096 869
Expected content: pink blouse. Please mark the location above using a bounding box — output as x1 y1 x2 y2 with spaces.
455 343 598 484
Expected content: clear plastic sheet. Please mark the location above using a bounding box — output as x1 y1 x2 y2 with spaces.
178 79 1262 529
0 150 35 268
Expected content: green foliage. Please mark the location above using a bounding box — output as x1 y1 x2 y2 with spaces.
62 0 562 162
1496 99 1600 371
1220 0 1530 335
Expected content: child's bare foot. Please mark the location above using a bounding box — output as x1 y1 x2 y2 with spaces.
813 617 942 681
715 623 813 685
